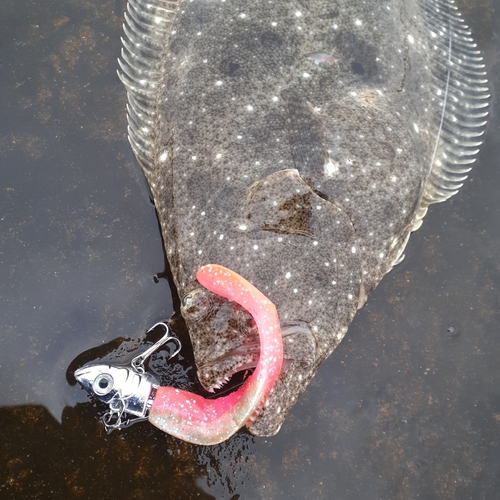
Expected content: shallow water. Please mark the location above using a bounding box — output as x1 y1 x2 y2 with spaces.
1 0 499 498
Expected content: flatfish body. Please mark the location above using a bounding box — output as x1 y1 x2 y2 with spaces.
119 0 488 435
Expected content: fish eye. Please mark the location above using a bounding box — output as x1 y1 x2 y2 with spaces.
93 373 114 396
181 293 193 308
181 288 212 321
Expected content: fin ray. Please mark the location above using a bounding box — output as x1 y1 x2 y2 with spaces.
119 0 182 173
416 0 489 214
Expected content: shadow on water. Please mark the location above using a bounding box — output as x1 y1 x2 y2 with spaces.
1 0 499 498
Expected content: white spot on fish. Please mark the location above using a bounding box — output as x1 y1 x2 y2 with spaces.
285 272 291 279
324 160 339 177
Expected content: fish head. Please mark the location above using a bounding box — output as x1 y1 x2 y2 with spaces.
181 287 260 392
181 282 326 436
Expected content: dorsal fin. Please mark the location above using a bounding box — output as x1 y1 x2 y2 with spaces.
118 0 181 174
414 0 489 228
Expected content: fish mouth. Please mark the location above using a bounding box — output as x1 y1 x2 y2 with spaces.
195 321 316 401
197 341 260 392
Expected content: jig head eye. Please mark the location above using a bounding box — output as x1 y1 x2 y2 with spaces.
93 373 114 396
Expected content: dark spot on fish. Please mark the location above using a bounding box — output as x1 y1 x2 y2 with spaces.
228 62 240 76
261 193 314 237
336 31 378 79
377 141 396 161
260 31 283 49
351 61 365 75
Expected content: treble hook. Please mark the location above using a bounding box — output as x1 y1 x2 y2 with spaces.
102 393 126 433
131 322 182 374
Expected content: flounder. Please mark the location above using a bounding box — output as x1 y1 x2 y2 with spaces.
118 0 488 436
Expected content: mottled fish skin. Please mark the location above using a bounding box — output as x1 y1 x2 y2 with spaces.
119 0 488 436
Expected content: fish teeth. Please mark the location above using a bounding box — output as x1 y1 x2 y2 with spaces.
208 374 233 392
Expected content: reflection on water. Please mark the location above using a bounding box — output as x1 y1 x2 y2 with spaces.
1 0 499 498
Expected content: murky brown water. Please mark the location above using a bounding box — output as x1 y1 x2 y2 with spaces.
1 0 499 498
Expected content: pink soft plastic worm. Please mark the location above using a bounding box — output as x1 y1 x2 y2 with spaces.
149 264 283 445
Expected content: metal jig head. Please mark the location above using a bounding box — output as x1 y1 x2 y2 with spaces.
74 322 181 433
